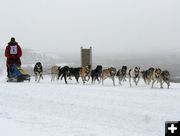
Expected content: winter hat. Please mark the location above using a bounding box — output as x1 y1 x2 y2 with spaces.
10 37 15 42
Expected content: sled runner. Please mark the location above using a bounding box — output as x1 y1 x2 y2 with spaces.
7 64 31 82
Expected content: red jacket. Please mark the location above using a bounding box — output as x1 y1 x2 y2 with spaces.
5 41 22 66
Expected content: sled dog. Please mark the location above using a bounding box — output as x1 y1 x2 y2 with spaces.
34 62 43 82
129 67 140 87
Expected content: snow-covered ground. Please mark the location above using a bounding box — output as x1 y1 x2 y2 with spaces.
0 75 180 136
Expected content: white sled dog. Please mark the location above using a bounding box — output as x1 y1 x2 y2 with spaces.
129 67 140 87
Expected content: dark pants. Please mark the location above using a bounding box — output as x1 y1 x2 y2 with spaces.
7 65 12 78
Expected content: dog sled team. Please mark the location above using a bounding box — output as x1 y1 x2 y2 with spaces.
3 37 171 88
33 63 170 89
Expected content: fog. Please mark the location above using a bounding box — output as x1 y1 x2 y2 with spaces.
0 0 180 56
0 0 180 81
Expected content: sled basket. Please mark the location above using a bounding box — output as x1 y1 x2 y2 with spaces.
7 64 31 82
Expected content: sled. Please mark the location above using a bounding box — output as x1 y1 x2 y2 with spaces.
7 64 31 82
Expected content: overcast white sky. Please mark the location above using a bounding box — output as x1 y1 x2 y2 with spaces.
0 0 180 56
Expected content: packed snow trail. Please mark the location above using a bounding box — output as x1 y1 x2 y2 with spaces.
0 77 180 136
